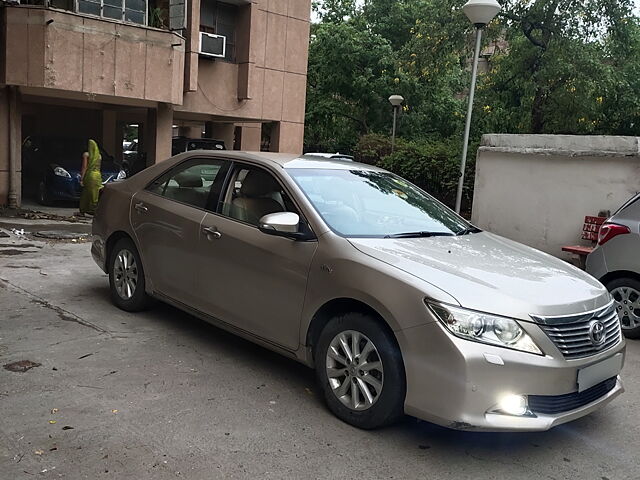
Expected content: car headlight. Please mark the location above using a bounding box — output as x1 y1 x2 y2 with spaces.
426 301 543 355
53 166 72 178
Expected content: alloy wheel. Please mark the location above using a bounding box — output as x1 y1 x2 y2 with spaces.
113 249 138 301
325 330 384 411
611 286 640 330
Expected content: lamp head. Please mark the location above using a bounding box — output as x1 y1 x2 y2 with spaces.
462 0 501 27
388 95 404 107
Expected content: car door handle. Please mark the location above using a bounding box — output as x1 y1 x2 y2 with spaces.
203 226 222 239
134 202 148 213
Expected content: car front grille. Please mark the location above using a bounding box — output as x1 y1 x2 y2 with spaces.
533 303 622 360
528 377 617 415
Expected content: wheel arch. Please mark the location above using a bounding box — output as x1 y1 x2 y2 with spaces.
305 298 401 359
105 230 136 273
599 270 640 287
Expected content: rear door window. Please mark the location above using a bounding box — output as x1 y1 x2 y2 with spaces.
146 159 230 211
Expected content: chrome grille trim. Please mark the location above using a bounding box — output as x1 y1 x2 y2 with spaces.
530 301 614 325
535 304 622 359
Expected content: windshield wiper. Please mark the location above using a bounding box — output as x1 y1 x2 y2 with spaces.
456 226 482 236
385 231 456 239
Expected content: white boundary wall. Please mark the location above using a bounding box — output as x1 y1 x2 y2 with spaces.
471 134 640 259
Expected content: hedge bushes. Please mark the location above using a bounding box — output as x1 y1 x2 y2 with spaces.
353 133 476 211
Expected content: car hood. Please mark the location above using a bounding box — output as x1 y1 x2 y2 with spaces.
348 232 609 321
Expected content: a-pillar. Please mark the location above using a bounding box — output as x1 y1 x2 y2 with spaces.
269 121 303 154
145 104 173 165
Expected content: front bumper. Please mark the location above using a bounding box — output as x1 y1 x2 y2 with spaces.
397 321 625 432
48 175 81 201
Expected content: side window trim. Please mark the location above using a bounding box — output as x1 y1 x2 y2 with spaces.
216 162 313 234
144 157 230 213
204 160 233 213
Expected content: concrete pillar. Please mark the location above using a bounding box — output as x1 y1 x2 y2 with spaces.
184 0 200 92
146 104 173 165
270 121 303 154
8 86 21 208
0 88 9 207
115 121 125 164
238 123 261 151
210 123 235 150
101 110 118 159
178 126 202 138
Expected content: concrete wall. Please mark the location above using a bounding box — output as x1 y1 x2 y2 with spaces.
471 134 640 259
2 6 185 105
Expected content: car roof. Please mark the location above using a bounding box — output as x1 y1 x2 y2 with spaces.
187 150 384 171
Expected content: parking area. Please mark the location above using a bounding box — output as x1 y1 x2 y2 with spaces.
1 229 639 479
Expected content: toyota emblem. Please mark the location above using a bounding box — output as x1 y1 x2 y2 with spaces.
588 320 607 346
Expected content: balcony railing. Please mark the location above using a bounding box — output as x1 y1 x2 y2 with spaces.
14 0 181 30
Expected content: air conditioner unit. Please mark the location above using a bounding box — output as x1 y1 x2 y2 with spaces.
200 32 226 59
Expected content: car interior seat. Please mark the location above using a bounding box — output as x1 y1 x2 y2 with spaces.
166 171 208 208
231 169 285 225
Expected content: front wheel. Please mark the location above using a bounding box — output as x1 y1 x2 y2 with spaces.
606 277 640 339
109 238 152 312
314 312 406 429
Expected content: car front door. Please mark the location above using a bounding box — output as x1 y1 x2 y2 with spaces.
130 158 230 306
195 164 318 351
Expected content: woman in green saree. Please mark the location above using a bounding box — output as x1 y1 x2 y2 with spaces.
79 139 103 215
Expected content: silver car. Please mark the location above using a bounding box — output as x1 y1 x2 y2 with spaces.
587 193 640 338
91 151 625 431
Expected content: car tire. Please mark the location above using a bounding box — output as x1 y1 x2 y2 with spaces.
314 312 406 429
606 277 640 339
37 181 52 206
108 238 152 312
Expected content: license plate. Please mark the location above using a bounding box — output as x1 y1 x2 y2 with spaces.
577 353 623 392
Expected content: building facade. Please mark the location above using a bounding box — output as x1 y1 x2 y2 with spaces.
0 0 311 207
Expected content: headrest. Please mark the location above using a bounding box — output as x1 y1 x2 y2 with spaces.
174 172 203 188
240 170 279 197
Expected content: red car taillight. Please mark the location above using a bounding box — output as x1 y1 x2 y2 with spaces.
597 223 631 246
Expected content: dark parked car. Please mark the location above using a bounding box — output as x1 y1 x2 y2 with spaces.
121 137 226 179
171 136 225 156
22 136 125 205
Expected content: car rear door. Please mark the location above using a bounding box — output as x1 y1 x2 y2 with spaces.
130 158 230 306
195 163 317 351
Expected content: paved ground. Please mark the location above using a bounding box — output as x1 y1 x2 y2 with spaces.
0 223 639 480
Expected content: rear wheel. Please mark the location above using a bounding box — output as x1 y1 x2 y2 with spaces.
314 312 406 429
109 238 152 312
606 277 640 339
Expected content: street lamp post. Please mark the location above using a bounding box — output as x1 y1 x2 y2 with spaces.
455 0 501 214
389 95 404 152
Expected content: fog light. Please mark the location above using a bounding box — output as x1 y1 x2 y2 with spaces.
498 394 528 416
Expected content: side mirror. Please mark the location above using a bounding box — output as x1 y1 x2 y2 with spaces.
259 212 311 240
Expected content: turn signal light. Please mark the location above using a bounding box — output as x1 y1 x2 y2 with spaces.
598 223 630 246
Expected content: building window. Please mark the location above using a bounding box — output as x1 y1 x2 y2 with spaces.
76 0 147 25
200 1 237 63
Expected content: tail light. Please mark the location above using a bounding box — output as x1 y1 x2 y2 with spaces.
598 223 630 246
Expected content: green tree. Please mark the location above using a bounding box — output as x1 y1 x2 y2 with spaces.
305 22 398 151
479 0 640 134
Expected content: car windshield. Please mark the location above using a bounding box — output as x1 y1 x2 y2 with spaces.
287 168 470 237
